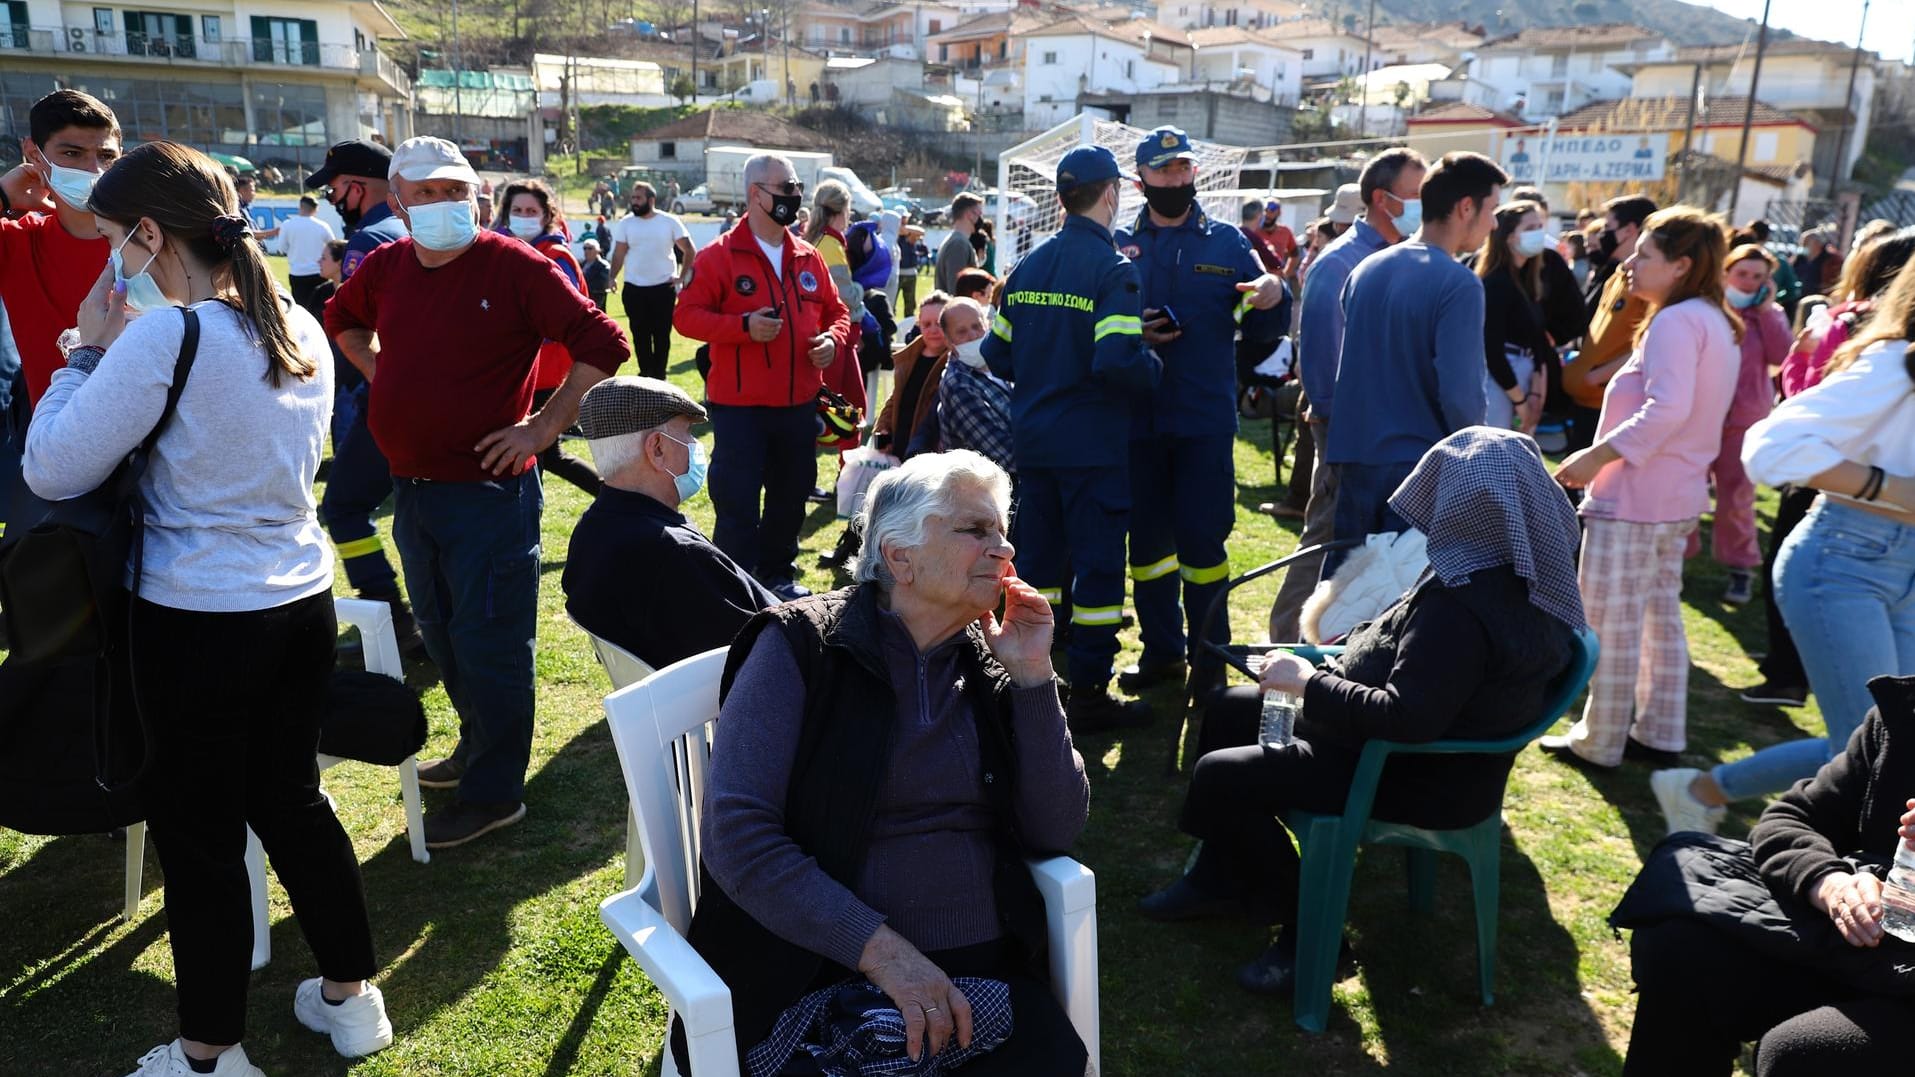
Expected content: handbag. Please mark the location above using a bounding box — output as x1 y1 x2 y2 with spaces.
0 307 200 663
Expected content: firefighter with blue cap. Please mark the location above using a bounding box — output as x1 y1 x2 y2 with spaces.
984 143 1162 730
1115 126 1290 699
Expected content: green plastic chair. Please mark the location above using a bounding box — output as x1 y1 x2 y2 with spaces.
1283 627 1599 1033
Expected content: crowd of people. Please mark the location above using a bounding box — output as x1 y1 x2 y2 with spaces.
3 83 1914 1075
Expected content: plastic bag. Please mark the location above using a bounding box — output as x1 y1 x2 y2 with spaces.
835 446 900 520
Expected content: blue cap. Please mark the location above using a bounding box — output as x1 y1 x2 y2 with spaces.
1056 145 1135 193
1137 126 1198 170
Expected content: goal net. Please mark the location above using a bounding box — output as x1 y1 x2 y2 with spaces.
994 114 1250 270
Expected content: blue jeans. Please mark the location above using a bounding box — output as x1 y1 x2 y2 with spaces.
392 471 543 804
1323 459 1416 579
1713 499 1915 800
707 401 818 583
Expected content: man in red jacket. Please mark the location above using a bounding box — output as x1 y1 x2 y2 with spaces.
328 137 629 849
675 152 852 600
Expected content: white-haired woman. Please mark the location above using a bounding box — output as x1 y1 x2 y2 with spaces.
675 449 1091 1076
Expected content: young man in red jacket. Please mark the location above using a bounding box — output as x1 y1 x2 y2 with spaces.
675 152 852 600
327 137 629 849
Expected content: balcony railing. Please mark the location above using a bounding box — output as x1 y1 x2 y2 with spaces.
0 25 410 94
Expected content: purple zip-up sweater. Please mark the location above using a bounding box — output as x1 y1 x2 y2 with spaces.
701 608 1089 971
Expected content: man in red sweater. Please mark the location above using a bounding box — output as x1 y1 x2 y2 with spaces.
674 152 852 600
327 137 629 849
0 90 120 407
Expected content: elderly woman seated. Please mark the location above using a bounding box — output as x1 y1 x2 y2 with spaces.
677 449 1092 1076
1613 674 1915 1074
1140 427 1585 993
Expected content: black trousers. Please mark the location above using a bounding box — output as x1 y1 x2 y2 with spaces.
1758 485 1819 689
1624 918 1915 1076
1564 403 1603 453
530 387 602 496
289 273 323 309
623 281 677 380
1179 689 1365 926
793 938 1087 1077
134 592 377 1045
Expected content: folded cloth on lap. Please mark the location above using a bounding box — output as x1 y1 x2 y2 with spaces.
747 977 1013 1077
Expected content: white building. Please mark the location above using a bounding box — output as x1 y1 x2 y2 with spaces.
1020 13 1188 128
1468 24 1675 121
1185 26 1302 106
1159 0 1305 32
1265 19 1379 80
1368 22 1485 69
532 53 667 109
0 0 413 172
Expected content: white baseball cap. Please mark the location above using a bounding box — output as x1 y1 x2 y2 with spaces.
388 136 480 185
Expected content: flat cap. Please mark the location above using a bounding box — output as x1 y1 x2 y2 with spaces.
577 376 707 439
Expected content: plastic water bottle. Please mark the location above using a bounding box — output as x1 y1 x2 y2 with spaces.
1259 690 1300 751
1881 842 1915 944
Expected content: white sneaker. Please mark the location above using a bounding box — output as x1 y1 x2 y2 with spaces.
1651 768 1726 836
293 978 394 1058
123 1041 264 1077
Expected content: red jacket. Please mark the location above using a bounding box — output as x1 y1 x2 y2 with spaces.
531 233 586 391
674 221 853 407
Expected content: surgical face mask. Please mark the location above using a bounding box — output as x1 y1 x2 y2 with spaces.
1514 229 1551 258
35 152 100 209
506 215 544 240
1142 182 1198 219
1726 284 1769 309
1385 193 1422 236
404 198 478 252
111 228 171 312
661 431 708 501
953 336 987 369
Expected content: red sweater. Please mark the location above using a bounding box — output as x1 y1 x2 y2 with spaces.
0 212 109 404
325 228 628 482
673 221 852 407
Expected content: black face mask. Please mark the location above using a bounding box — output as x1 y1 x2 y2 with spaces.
1142 183 1198 219
1597 229 1621 259
332 182 364 230
764 190 803 225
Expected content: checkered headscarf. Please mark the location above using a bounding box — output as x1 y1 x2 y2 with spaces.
1387 427 1587 631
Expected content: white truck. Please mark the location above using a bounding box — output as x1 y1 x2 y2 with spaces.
703 145 883 217
705 145 831 211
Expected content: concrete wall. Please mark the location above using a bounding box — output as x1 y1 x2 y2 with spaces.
1130 92 1294 145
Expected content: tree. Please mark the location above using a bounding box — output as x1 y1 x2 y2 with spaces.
1392 80 1412 109
670 73 695 103
644 0 693 34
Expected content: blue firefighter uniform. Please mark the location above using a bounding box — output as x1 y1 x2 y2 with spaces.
983 150 1160 695
1117 127 1288 681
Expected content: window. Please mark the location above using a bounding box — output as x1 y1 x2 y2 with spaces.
93 7 113 34
929 19 940 32
1754 131 1779 161
660 140 676 159
1550 53 1567 76
939 44 947 61
1042 50 1057 64
1125 58 1134 78
251 16 318 65
201 15 219 41
249 81 328 148
125 11 194 58
1300 48 1313 60
1225 8 1237 24
839 27 849 43
2 1 26 49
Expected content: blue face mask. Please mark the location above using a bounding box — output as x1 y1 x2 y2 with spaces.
506 215 543 240
1385 192 1422 236
111 228 172 312
662 431 708 502
404 198 478 251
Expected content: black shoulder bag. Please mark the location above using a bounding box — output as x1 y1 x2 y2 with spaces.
0 307 201 663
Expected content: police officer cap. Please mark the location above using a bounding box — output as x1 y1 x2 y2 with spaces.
305 139 392 189
577 376 708 440
1056 145 1135 193
1137 126 1198 170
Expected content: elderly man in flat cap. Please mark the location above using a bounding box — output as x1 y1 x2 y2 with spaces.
563 377 776 670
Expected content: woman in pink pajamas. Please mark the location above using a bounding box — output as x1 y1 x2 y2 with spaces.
1700 244 1790 605
1541 207 1741 770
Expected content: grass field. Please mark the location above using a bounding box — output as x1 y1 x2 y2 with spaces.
0 257 1798 1076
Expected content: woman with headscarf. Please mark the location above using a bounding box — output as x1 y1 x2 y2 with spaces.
1139 427 1583 994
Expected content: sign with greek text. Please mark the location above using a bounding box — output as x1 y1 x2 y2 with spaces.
1501 133 1668 184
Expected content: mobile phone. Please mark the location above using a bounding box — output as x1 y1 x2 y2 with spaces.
1156 306 1182 332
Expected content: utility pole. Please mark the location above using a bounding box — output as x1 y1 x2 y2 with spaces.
1828 0 1871 199
1356 0 1376 137
451 0 463 150
1676 61 1702 203
1727 0 1771 222
691 0 699 105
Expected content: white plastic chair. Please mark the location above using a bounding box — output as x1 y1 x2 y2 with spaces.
121 597 429 971
597 647 1101 1077
568 614 655 889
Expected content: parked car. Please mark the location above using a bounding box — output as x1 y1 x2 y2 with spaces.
983 189 1039 226
672 183 715 215
877 187 918 218
914 196 949 225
